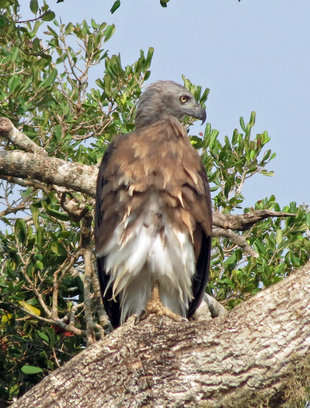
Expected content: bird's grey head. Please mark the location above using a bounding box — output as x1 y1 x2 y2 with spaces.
135 80 206 130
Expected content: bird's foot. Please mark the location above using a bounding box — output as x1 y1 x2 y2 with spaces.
135 280 186 326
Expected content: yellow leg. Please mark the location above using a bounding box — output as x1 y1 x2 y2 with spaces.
136 280 184 324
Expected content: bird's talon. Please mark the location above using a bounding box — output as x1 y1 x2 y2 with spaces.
135 309 149 325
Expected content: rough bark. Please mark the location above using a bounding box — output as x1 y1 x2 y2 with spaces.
0 150 97 196
11 261 310 408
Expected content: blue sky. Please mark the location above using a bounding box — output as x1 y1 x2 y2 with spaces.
22 0 310 208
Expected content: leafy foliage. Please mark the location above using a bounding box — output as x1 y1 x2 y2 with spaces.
190 114 309 307
0 1 309 406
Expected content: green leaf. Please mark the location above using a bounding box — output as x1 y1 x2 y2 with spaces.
37 330 49 342
39 68 57 88
50 241 59 254
8 75 21 93
30 0 39 14
11 47 19 63
0 0 10 7
31 205 39 229
260 170 275 177
276 229 283 245
160 0 170 7
35 259 44 270
46 207 70 221
104 24 115 42
110 0 121 14
19 301 41 316
42 11 55 21
306 212 310 227
239 116 246 132
65 23 74 35
21 365 43 375
15 219 26 242
249 149 256 160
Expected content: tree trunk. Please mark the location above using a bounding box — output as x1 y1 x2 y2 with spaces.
11 261 310 408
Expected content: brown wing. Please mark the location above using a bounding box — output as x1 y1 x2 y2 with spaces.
95 117 212 327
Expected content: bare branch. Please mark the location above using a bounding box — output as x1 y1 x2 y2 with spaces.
16 245 53 318
83 247 97 344
81 214 98 344
0 203 26 217
0 146 294 234
16 13 49 25
91 261 109 333
18 306 86 337
1 175 51 193
213 209 295 231
203 293 228 318
0 149 97 196
60 193 90 221
52 254 81 320
0 117 47 155
213 226 259 258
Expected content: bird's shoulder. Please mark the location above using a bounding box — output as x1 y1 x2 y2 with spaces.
96 118 211 241
99 118 201 178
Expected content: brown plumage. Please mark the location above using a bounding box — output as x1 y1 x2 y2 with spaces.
95 81 212 328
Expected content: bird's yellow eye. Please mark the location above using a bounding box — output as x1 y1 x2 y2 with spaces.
180 95 189 104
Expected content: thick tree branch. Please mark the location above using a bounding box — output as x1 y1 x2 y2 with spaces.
0 149 97 196
12 261 310 408
0 117 47 155
203 293 228 318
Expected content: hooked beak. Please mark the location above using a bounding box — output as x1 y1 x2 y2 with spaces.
194 104 207 124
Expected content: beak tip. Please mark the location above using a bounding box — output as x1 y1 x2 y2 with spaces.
201 109 207 125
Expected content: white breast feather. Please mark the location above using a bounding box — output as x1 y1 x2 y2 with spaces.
97 197 196 324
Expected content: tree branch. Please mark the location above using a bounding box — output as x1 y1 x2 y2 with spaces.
12 261 310 408
92 261 110 330
81 214 100 343
213 226 259 257
203 293 228 318
0 149 97 196
213 209 295 231
0 117 47 155
17 306 86 338
1 174 51 193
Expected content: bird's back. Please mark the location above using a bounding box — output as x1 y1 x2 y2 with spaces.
95 118 212 327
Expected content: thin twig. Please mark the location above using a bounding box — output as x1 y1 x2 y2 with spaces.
18 306 86 337
213 226 259 258
52 254 80 320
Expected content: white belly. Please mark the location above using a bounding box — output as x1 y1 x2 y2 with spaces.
97 198 196 324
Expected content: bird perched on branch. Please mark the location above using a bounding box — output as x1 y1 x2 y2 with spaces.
95 80 212 328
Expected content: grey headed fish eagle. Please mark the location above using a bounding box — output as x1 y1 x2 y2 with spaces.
95 80 212 328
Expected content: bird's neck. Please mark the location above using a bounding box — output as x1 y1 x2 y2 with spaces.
135 111 179 131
